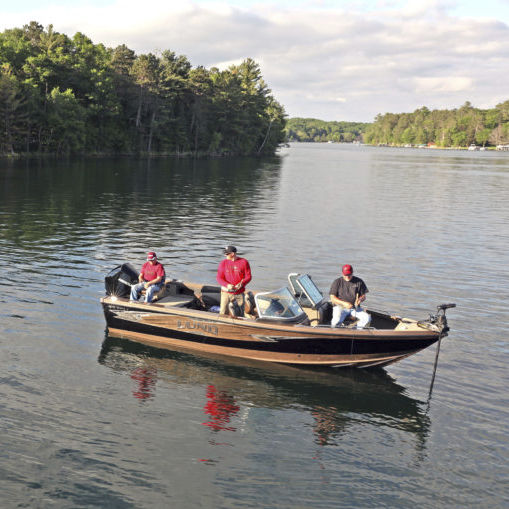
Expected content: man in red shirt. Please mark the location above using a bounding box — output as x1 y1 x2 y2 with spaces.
216 245 252 316
130 252 166 303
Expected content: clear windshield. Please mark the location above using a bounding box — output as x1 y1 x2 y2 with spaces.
296 274 324 308
288 273 324 309
255 287 306 321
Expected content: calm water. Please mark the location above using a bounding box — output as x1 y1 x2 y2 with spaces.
1 144 508 508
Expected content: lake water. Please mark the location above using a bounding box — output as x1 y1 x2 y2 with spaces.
1 144 508 508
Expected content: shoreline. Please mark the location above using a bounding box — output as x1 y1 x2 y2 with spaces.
287 141 507 151
0 150 274 160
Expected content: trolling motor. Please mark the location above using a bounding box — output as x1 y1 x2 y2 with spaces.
104 263 139 297
426 303 456 400
418 303 456 334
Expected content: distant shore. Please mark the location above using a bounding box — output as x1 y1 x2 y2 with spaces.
286 141 509 151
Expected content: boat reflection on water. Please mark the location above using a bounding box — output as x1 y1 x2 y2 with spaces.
98 335 431 450
130 366 158 400
203 384 241 432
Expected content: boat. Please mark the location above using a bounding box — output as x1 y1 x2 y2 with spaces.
100 264 455 368
468 144 479 151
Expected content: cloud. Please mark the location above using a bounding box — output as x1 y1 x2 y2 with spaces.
1 0 509 121
414 77 473 93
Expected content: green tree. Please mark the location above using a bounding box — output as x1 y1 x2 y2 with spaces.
46 87 86 154
0 64 26 154
0 22 286 156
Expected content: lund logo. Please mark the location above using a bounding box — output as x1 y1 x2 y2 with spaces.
177 319 218 335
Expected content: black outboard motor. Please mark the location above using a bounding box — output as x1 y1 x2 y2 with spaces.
104 263 139 297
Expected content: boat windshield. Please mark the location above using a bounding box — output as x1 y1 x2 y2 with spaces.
295 274 324 308
255 287 306 321
288 273 324 309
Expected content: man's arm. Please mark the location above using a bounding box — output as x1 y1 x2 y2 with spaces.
138 267 145 283
329 279 352 308
355 294 366 307
143 265 164 288
330 294 353 309
217 261 230 288
234 260 252 290
355 281 368 306
144 275 163 288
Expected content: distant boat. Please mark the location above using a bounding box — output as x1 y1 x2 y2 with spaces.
468 144 479 151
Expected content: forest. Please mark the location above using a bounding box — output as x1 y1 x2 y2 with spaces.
285 118 368 143
0 22 286 156
364 101 509 148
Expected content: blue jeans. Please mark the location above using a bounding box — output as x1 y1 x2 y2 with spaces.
130 282 163 303
331 305 371 329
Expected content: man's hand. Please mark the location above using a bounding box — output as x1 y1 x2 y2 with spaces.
144 282 150 289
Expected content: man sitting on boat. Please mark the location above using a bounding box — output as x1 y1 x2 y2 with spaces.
130 252 166 303
217 245 252 317
329 264 371 329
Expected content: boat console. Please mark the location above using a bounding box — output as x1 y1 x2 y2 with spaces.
288 273 332 325
254 287 309 324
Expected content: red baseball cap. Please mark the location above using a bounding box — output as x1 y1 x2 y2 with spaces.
342 264 353 275
147 252 157 261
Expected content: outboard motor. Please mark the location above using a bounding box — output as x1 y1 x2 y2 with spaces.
105 263 139 297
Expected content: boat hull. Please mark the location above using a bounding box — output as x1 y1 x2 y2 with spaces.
101 297 441 368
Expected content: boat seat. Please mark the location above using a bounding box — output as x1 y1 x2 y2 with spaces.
305 302 360 326
156 294 195 307
305 301 333 325
319 301 333 324
200 292 221 308
140 285 168 301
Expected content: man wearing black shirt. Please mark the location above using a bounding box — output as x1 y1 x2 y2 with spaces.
329 264 371 329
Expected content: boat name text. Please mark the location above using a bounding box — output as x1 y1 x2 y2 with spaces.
177 319 218 335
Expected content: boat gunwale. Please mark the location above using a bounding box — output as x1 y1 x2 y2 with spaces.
101 296 441 340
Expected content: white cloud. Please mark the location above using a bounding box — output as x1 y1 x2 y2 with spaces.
414 77 473 93
1 0 509 121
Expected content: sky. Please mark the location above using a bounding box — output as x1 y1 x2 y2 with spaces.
1 0 509 122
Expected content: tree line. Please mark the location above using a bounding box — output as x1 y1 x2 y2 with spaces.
285 117 368 143
364 101 509 148
0 22 286 156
